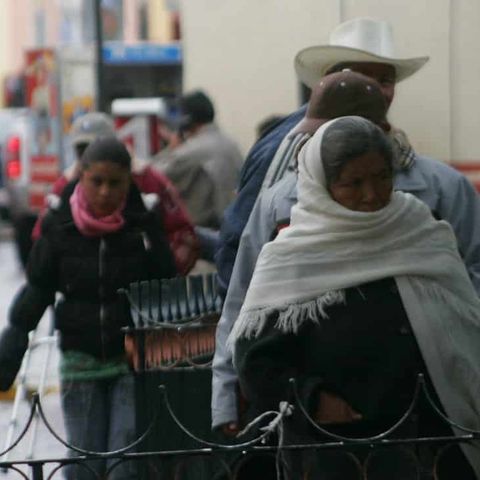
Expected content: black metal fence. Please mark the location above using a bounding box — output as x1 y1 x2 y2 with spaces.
0 374 478 480
2 275 478 479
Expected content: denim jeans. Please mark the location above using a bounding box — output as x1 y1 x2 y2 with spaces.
60 374 136 480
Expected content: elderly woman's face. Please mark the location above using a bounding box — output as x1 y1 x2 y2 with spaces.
329 152 393 212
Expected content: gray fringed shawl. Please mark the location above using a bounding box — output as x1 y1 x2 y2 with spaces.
229 117 480 476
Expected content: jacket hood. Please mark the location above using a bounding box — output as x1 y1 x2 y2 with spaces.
45 180 151 230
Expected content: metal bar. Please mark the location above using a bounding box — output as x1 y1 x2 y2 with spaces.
29 462 44 480
93 0 105 112
1 331 35 464
26 316 56 459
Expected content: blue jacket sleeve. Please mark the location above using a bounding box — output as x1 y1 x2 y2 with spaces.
211 174 298 428
215 106 306 297
211 188 279 427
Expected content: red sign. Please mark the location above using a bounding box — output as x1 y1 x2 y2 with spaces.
24 49 61 210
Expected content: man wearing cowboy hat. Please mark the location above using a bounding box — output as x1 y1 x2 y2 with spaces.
294 16 428 109
213 17 480 435
216 17 480 297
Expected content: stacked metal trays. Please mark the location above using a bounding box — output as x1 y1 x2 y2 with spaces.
120 273 223 371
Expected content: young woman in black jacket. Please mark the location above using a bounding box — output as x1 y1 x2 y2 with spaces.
0 137 176 480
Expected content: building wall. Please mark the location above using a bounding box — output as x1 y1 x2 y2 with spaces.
180 0 479 166
0 0 35 107
148 0 174 43
124 0 140 43
5 0 35 72
181 0 340 155
450 0 480 162
0 0 60 105
0 4 11 106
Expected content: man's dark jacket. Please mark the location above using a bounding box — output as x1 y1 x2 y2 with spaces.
215 106 306 296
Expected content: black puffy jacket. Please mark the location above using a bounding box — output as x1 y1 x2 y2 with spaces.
8 180 176 360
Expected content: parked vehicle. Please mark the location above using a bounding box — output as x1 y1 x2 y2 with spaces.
0 108 29 221
0 109 41 266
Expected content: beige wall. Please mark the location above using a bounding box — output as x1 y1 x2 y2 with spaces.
181 0 340 155
0 3 11 106
0 0 35 107
181 0 480 164
450 0 480 162
6 0 35 72
342 0 451 160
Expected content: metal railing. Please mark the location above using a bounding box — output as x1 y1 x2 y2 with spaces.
0 374 478 479
1 275 478 479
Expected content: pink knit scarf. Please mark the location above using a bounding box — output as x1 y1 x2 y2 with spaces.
69 183 126 237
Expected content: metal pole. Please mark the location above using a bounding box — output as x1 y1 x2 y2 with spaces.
30 462 44 480
93 0 105 112
26 316 57 459
1 332 35 466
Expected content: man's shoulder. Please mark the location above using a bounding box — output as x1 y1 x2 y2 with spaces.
414 155 472 187
208 128 244 161
240 107 306 185
251 107 306 154
266 171 298 202
398 154 478 212
415 155 462 175
133 163 170 191
255 171 297 223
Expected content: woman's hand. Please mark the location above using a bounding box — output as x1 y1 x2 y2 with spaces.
124 334 138 370
221 422 240 437
158 125 182 150
314 391 362 424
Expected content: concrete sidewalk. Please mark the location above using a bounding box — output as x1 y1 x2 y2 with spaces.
0 235 67 479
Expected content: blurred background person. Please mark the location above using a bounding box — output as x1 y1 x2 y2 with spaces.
0 137 177 480
155 90 243 266
32 111 198 275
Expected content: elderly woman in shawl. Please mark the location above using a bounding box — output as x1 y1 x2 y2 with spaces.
230 116 480 479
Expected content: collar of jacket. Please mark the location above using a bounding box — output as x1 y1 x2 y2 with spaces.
52 180 150 228
394 158 428 193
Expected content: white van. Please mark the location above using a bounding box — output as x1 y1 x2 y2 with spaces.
0 108 51 267
0 109 30 220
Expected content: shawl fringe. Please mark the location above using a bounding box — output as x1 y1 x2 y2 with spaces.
227 290 345 348
408 277 480 328
228 278 480 351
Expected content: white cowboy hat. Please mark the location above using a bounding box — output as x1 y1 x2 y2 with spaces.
295 18 429 88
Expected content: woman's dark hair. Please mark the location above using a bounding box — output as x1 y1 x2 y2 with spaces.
321 117 393 187
79 136 131 170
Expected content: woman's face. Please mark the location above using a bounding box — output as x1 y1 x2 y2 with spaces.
328 152 393 212
80 161 130 217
